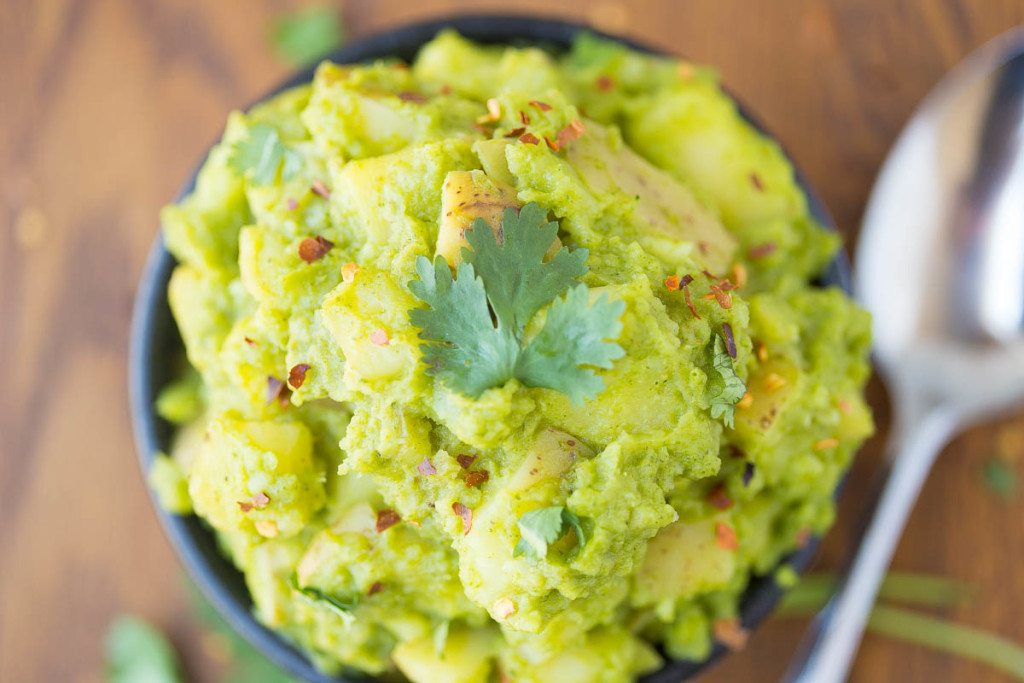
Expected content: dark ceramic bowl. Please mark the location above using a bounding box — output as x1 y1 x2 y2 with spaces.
130 14 849 683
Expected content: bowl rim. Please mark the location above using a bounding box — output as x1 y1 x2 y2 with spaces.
129 13 850 683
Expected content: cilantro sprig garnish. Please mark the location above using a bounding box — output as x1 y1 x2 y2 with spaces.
229 124 302 185
409 203 625 404
709 335 746 428
513 505 586 560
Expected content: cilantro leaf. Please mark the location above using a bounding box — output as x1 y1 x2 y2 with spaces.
464 203 588 339
409 202 624 403
709 335 746 428
105 616 183 683
516 285 625 404
229 124 300 185
289 575 358 621
513 506 587 560
409 256 519 397
271 6 345 67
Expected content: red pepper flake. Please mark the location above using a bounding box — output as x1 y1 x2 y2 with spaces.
266 376 291 406
595 74 615 91
439 84 452 95
707 484 734 510
518 110 530 125
749 242 777 259
715 521 739 551
722 323 737 359
368 581 385 595
555 118 587 147
369 328 390 346
682 282 701 319
519 132 540 145
742 461 756 486
465 470 489 488
528 100 552 112
698 241 710 255
665 274 681 291
244 337 257 347
397 91 428 103
310 180 331 199
298 235 334 263
375 509 401 533
750 172 765 191
731 263 748 289
288 363 310 389
286 197 299 211
238 491 271 513
544 135 560 151
795 527 812 548
503 126 526 139
341 262 360 283
456 454 477 469
707 283 733 309
417 458 437 476
713 618 749 651
452 502 473 535
756 343 769 363
838 399 852 415
814 438 839 451
679 274 694 288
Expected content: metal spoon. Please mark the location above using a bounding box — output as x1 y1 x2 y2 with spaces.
785 28 1024 683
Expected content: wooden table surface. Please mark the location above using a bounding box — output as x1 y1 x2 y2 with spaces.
3 1 1024 681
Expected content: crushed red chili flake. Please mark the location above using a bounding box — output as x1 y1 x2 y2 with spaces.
665 275 681 291
417 458 437 475
369 328 389 346
544 136 560 151
722 323 737 358
503 126 526 138
742 461 756 486
838 399 852 415
750 172 765 191
519 132 540 145
266 376 291 406
749 242 777 259
286 197 299 211
707 484 734 510
397 91 428 103
452 502 473 535
244 337 257 347
682 283 701 319
368 582 385 595
298 235 334 263
439 84 452 95
698 241 710 255
715 521 739 551
518 110 530 125
679 274 694 288
310 180 331 199
713 618 749 651
375 509 401 533
528 99 552 111
465 470 489 488
595 74 615 91
288 363 310 389
707 284 733 309
555 119 586 147
456 454 477 469
732 263 748 288
238 492 271 513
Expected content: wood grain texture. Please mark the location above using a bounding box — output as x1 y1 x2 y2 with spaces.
2 1 1023 681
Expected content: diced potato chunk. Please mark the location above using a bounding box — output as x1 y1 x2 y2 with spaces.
735 357 800 435
392 627 496 683
507 427 593 492
437 170 521 266
634 518 736 602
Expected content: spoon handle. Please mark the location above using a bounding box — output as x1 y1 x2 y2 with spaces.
783 407 959 683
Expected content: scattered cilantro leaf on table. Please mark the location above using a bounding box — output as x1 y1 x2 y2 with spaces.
513 506 586 560
105 615 182 683
271 5 345 67
409 203 624 404
228 124 301 185
709 335 746 428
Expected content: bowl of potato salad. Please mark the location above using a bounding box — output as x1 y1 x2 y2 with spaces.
131 15 873 683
